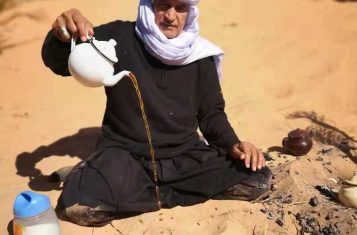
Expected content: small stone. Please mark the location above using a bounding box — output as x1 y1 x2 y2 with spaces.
296 213 303 221
267 212 274 220
295 171 299 175
321 148 333 155
260 208 267 214
325 212 333 220
276 218 284 227
316 157 323 161
321 226 338 235
309 196 319 207
159 218 163 221
263 152 273 161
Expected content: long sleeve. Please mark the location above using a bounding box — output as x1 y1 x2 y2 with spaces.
197 57 240 154
41 31 71 76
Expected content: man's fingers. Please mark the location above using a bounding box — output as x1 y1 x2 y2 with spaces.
85 22 94 36
251 150 258 171
232 144 244 159
61 11 77 35
257 150 264 170
52 16 70 41
244 147 251 168
72 14 93 41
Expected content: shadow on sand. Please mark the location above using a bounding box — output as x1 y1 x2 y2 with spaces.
15 127 101 191
285 110 357 162
334 0 357 3
7 220 13 235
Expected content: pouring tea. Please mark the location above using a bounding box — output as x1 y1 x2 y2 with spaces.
68 35 130 87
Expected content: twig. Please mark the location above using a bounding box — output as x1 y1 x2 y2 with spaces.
267 229 289 234
91 227 95 235
286 201 309 206
110 222 124 235
264 221 268 235
292 220 300 235
252 225 256 235
251 191 271 203
301 180 314 189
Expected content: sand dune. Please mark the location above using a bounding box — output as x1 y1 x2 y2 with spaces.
0 0 356 234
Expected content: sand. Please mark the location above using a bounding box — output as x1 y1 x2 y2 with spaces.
0 0 356 234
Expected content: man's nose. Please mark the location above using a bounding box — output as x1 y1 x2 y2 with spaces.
164 7 176 22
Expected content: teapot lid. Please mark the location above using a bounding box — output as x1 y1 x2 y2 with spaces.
288 128 309 139
89 36 118 63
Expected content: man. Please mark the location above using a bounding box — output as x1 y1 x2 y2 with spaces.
42 0 271 227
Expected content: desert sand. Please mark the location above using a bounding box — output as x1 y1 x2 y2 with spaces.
0 0 356 234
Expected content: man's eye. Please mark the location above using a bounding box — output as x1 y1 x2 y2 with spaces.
176 4 188 13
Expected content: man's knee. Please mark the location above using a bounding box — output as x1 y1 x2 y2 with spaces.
56 204 114 227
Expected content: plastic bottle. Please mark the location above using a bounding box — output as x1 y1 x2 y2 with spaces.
13 191 61 235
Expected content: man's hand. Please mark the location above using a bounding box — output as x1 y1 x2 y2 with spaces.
52 8 94 42
231 142 265 172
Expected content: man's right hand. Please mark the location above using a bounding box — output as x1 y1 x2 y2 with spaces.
52 8 94 43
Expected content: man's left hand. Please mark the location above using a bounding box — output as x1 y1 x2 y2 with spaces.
231 142 265 172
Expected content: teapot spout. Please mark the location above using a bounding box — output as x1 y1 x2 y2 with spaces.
102 70 131 87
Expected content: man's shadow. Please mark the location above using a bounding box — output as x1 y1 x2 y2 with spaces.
16 127 101 191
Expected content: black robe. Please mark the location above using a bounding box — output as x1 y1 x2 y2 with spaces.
42 21 265 212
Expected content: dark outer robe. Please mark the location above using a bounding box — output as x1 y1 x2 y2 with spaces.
42 21 240 159
41 21 265 212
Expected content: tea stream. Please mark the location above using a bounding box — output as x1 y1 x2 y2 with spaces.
128 72 162 209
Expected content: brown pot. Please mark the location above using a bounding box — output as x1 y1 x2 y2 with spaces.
282 128 313 156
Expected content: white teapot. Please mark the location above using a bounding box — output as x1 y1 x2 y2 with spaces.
68 35 130 87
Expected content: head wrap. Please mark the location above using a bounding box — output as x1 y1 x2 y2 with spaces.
135 0 224 80
177 0 199 5
153 0 199 5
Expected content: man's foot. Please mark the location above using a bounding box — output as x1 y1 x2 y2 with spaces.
56 204 116 227
220 167 272 201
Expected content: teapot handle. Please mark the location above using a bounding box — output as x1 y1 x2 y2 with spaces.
70 34 78 52
70 31 90 51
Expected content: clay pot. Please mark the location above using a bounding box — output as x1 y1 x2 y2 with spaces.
282 128 313 156
344 171 357 186
338 172 357 208
339 187 357 208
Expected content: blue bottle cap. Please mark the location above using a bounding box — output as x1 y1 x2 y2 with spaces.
13 191 51 218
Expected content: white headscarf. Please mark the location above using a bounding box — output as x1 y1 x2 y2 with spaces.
135 0 224 80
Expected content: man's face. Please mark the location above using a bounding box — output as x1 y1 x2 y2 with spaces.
153 0 189 39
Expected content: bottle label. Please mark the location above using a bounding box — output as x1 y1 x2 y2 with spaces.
13 222 24 235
